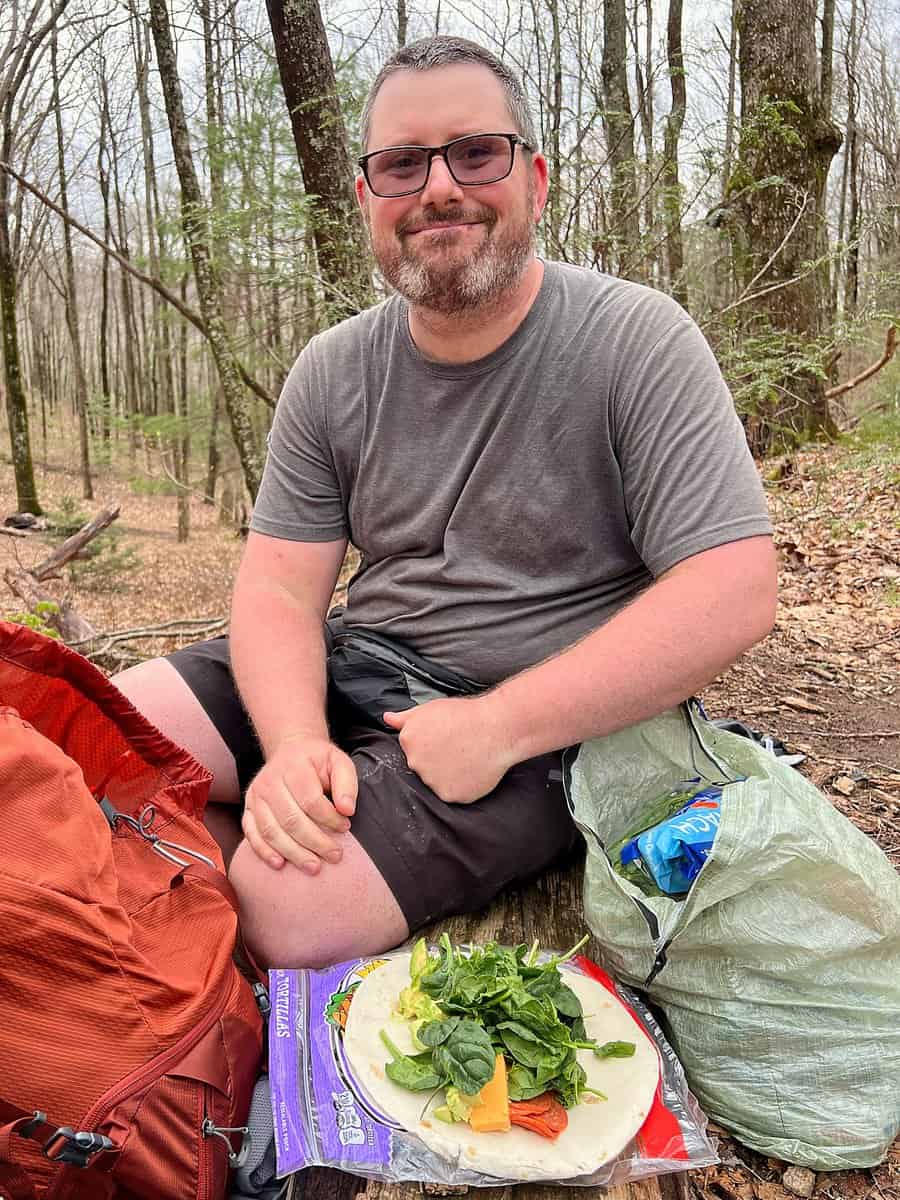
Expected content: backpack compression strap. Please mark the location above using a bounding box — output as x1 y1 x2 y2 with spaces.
0 1098 118 1184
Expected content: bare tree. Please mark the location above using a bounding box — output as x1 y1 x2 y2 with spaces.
0 0 70 514
266 0 372 320
148 0 263 497
662 0 687 307
50 26 93 498
600 0 641 277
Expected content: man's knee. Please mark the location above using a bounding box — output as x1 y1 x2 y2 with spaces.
229 834 409 969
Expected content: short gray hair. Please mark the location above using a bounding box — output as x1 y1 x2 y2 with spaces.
360 36 537 152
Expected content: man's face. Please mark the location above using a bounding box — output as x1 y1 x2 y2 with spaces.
356 63 548 315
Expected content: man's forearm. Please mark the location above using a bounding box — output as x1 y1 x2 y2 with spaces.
485 537 777 762
230 581 330 757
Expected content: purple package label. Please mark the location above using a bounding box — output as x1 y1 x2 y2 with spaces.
269 961 397 1176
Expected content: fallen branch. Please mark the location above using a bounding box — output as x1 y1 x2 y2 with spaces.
69 617 227 652
0 526 29 539
3 506 121 643
783 727 900 740
70 617 228 672
4 567 97 642
32 504 120 580
824 325 897 400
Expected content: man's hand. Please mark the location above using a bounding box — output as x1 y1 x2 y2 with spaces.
383 696 514 804
242 733 358 874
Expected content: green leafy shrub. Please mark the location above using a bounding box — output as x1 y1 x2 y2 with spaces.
47 495 89 538
4 602 61 639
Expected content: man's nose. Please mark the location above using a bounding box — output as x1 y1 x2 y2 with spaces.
419 154 465 207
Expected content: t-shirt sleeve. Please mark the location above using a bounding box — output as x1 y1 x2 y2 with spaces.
614 313 772 576
249 341 348 542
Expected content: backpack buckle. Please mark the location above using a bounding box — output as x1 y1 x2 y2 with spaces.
43 1127 115 1167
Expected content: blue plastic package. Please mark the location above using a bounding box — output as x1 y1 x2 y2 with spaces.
620 787 723 895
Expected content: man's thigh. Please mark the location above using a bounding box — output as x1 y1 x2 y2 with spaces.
337 716 582 933
162 635 582 933
164 635 264 794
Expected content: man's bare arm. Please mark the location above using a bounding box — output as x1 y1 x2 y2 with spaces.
384 536 777 801
230 532 355 871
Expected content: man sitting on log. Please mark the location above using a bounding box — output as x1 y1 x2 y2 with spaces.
114 36 776 969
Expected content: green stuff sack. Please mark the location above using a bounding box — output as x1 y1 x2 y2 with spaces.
565 703 900 1170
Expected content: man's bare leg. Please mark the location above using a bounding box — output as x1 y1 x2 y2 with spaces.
113 658 241 803
230 837 409 968
111 657 409 964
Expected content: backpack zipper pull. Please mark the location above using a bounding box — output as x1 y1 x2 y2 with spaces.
201 1119 250 1168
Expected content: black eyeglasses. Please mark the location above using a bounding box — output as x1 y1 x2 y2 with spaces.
358 132 533 198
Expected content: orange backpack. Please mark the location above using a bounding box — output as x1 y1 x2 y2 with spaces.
0 622 265 1200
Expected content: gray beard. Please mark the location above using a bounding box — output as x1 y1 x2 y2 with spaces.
376 215 536 316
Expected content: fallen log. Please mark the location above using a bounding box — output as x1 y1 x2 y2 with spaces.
2 505 120 644
32 505 120 581
3 567 97 642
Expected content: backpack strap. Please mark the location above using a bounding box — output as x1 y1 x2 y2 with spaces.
0 1114 39 1200
0 1099 118 1168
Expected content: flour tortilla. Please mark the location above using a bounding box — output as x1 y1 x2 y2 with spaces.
342 953 659 1181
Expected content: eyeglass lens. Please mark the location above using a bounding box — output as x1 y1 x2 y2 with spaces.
366 134 514 196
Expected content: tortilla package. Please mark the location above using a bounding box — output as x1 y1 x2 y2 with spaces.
267 946 717 1187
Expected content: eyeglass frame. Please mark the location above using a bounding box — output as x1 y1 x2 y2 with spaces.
357 132 535 198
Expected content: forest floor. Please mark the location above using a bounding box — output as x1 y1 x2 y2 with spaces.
1 429 899 1200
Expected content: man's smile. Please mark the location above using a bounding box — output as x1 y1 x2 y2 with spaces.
403 220 484 237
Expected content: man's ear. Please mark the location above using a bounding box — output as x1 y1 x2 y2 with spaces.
530 152 549 223
355 174 368 218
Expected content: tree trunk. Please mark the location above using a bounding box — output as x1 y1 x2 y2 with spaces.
97 68 112 446
601 0 641 278
205 380 221 504
730 0 842 452
265 0 372 320
107 104 141 458
51 30 93 499
546 0 563 260
0 180 40 513
630 0 654 277
662 0 687 307
843 0 860 316
397 0 407 47
0 0 73 515
148 0 263 498
176 272 191 543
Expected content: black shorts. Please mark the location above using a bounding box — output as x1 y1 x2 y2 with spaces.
166 632 582 931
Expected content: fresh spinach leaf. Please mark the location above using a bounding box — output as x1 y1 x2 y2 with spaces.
431 1018 496 1094
593 1040 636 1059
417 1017 460 1048
379 1030 444 1091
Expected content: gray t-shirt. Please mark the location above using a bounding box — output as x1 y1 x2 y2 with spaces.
251 262 771 685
